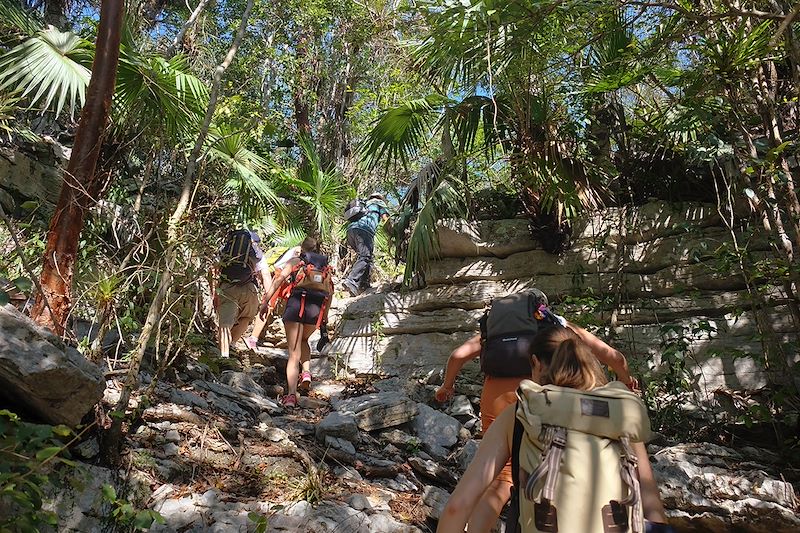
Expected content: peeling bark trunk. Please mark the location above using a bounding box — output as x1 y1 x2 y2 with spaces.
31 0 124 335
100 0 255 465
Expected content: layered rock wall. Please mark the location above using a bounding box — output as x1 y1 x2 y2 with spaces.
330 201 797 397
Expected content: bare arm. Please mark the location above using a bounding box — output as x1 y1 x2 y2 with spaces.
437 405 515 533
434 334 482 402
259 259 296 319
634 441 669 524
259 266 272 293
567 321 636 388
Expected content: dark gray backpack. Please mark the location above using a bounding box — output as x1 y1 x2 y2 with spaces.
479 289 561 377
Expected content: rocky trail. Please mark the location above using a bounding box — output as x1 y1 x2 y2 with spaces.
3 201 800 532
37 295 799 533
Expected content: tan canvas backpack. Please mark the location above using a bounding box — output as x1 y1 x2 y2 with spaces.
507 380 651 533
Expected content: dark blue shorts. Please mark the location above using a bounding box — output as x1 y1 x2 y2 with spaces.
282 288 328 325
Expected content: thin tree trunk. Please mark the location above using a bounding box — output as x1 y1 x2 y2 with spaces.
100 0 255 464
31 0 124 335
165 0 212 58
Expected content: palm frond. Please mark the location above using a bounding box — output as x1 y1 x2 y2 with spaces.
291 135 349 235
0 0 42 38
404 173 466 284
207 124 284 223
113 51 208 138
360 94 449 170
0 28 92 117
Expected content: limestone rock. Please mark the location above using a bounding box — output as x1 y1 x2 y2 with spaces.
316 411 360 443
410 403 462 449
0 305 104 426
408 456 458 485
422 485 451 520
652 443 799 532
456 439 480 472
436 219 538 258
333 391 418 432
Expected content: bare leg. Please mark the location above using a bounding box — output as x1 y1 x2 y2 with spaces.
284 321 303 396
218 326 232 358
300 324 315 373
249 311 270 342
466 478 512 533
230 315 251 346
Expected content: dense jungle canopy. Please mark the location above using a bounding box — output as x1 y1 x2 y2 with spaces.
1 0 800 530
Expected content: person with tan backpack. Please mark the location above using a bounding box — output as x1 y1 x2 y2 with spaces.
437 326 672 533
434 289 639 531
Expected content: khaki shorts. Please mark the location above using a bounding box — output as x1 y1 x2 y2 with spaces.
217 282 259 329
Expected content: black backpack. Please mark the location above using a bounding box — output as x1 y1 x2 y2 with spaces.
479 289 562 377
219 229 256 285
344 198 368 222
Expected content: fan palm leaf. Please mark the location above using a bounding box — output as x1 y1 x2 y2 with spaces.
361 94 449 170
207 124 284 223
0 28 92 117
113 51 208 139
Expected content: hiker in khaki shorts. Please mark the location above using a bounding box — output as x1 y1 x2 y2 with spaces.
212 229 271 359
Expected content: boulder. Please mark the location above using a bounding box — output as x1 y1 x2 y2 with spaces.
652 443 799 532
333 391 418 432
422 485 451 520
316 411 360 443
0 305 104 426
410 403 462 449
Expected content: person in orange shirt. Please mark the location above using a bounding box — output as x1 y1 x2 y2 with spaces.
434 289 638 532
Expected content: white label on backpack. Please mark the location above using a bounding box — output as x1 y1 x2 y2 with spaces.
312 274 323 283
501 337 519 342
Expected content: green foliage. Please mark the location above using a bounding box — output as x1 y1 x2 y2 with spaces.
0 410 77 533
0 28 92 117
101 483 165 531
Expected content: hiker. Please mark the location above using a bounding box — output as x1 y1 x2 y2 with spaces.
259 236 333 408
243 244 301 349
341 193 390 296
433 288 638 530
437 326 671 533
212 229 271 359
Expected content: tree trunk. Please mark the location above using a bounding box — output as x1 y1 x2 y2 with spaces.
165 0 212 58
100 0 255 464
31 0 124 335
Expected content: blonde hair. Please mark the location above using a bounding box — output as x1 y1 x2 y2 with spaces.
533 327 607 391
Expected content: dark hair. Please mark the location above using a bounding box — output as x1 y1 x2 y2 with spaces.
300 236 318 252
529 327 607 390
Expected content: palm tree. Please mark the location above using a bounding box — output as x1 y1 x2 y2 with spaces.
0 1 209 333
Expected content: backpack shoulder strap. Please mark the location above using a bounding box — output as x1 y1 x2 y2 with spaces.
505 402 524 533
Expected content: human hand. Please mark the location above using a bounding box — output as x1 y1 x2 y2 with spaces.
434 385 454 403
626 376 640 392
258 301 270 320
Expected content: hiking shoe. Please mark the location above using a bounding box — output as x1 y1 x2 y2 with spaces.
244 336 258 350
298 371 312 392
341 280 358 297
281 393 297 409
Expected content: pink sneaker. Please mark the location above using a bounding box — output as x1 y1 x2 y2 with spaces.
244 336 258 350
298 371 312 392
281 393 297 408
